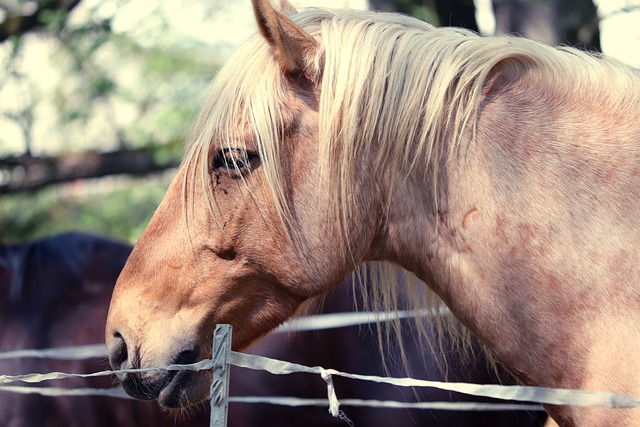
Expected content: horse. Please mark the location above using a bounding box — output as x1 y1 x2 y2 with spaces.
0 232 209 426
0 233 546 426
104 1 640 426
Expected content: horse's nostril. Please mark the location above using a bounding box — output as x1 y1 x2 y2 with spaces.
109 332 128 370
174 347 199 365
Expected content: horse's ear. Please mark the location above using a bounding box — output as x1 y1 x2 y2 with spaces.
252 0 317 74
278 0 298 15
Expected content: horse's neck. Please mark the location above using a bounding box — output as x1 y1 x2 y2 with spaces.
379 67 640 410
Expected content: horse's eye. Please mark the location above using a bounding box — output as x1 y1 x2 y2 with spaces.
212 148 258 177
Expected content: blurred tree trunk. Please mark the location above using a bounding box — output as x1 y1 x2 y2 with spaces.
369 0 479 31
492 0 601 51
434 0 478 31
369 0 600 50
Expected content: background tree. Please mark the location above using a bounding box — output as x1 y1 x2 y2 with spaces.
0 0 220 192
0 0 221 241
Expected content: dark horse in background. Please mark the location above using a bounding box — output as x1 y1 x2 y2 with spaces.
0 232 208 427
0 232 546 426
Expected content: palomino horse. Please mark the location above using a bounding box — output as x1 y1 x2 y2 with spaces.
105 1 640 426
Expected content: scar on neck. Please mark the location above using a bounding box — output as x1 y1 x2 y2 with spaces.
462 208 478 229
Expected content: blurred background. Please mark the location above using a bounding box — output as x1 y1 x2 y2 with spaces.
0 0 639 244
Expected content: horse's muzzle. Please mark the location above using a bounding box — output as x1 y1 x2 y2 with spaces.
108 331 201 405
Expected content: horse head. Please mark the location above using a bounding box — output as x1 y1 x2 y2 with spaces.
105 0 392 408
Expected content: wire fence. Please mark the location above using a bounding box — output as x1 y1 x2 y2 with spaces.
3 312 640 426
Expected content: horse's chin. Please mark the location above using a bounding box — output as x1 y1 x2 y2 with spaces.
157 370 210 409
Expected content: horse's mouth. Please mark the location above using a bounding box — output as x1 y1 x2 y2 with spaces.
119 366 202 408
156 369 196 408
116 346 206 408
157 368 212 409
119 371 164 401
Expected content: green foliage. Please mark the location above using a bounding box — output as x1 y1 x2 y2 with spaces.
40 9 68 33
0 173 173 244
0 1 224 243
392 0 440 25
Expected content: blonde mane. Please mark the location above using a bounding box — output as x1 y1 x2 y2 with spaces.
183 7 640 368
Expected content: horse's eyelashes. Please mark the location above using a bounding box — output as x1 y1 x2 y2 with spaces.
212 151 227 170
212 148 259 178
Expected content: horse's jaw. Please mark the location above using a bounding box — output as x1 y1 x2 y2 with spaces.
105 259 306 409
